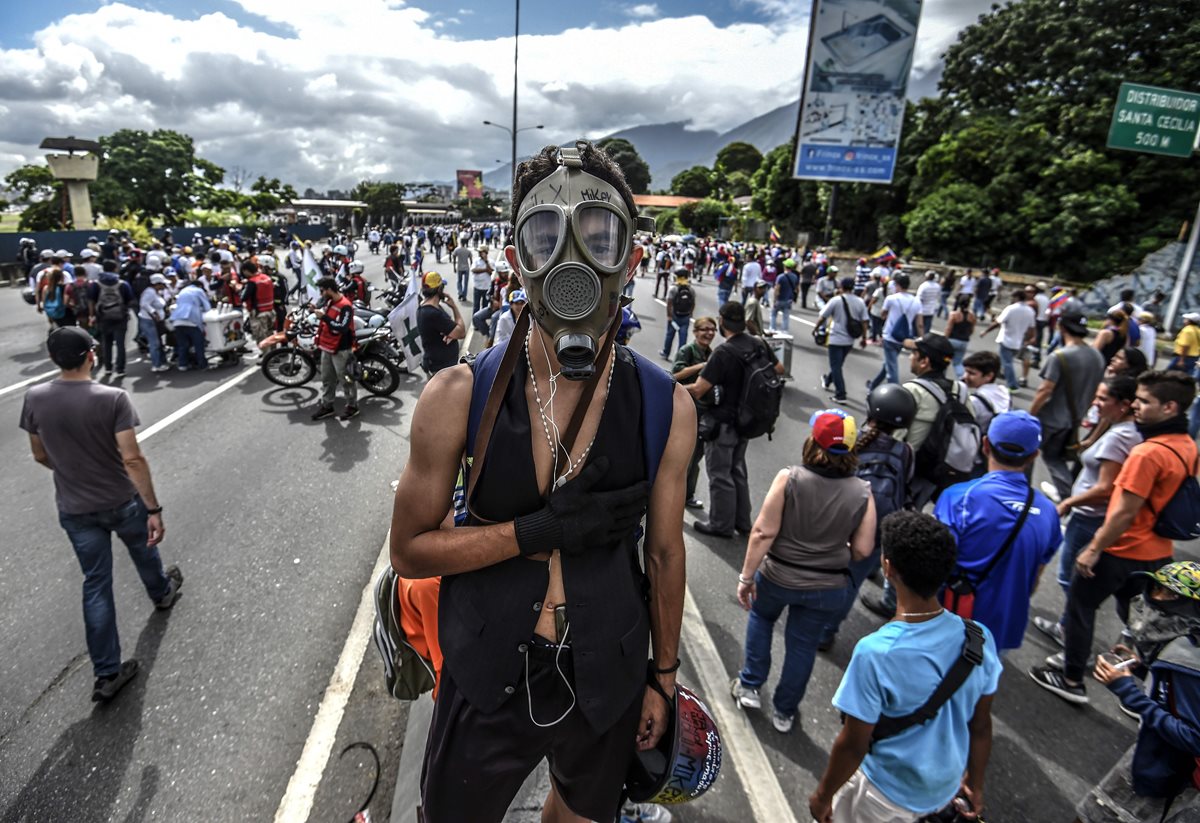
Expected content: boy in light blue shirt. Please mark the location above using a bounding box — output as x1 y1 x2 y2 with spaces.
809 511 1002 823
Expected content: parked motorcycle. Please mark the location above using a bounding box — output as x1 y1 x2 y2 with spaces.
260 309 401 396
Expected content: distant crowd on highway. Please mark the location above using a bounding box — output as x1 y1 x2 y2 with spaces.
15 208 1200 823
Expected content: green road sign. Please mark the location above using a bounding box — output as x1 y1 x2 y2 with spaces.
1108 82 1200 158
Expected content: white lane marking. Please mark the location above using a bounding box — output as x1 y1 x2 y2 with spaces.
138 365 259 442
274 537 391 823
790 314 817 328
680 586 799 823
0 368 59 398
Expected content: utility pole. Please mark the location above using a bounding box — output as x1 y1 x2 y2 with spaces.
511 0 520 192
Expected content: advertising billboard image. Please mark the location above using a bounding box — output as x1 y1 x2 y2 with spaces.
456 169 484 199
793 0 924 184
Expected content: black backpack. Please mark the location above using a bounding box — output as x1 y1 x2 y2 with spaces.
856 436 912 533
96 281 126 325
673 284 695 316
912 377 982 488
1149 441 1200 541
735 339 783 439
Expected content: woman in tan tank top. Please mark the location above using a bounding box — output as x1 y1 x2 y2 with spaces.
730 410 876 733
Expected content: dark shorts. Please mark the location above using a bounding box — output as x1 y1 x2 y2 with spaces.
420 640 642 823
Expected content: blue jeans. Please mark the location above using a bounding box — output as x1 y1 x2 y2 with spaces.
771 300 793 332
823 548 881 643
59 497 170 678
974 296 988 318
138 316 165 368
739 573 851 716
869 339 904 389
717 287 731 308
999 344 1020 390
661 314 689 357
826 344 851 399
950 337 968 378
1058 512 1104 599
174 324 207 369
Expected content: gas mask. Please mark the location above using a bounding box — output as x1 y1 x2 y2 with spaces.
513 144 655 380
1127 593 1200 662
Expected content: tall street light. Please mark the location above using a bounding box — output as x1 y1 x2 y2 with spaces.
483 120 544 189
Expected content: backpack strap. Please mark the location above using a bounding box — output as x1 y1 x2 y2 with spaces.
623 346 675 488
911 377 946 405
870 619 986 743
1143 439 1200 515
965 484 1034 589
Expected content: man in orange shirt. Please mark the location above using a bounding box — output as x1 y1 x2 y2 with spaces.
1030 370 1197 704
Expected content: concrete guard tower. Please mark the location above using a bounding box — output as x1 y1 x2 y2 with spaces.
40 136 101 229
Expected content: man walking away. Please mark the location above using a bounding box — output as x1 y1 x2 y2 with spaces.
20 327 182 702
450 242 472 301
689 301 782 537
916 271 941 335
310 277 359 421
470 247 493 316
935 412 1061 652
809 511 1001 823
980 290 1036 391
1030 369 1197 704
1029 312 1105 503
867 273 921 390
772 258 800 332
817 277 868 402
89 261 134 379
660 268 696 360
799 258 818 310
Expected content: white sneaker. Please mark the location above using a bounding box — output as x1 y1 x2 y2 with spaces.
771 709 795 733
621 804 673 823
1046 650 1095 670
1039 481 1062 503
730 678 761 710
1033 616 1065 647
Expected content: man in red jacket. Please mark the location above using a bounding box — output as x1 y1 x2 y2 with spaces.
311 277 358 421
239 261 277 344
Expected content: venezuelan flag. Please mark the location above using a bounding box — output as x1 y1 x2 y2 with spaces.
769 225 781 244
869 246 897 263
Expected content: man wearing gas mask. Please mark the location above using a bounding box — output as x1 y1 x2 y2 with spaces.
390 142 694 823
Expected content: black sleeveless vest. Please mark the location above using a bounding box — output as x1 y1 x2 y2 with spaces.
438 349 650 733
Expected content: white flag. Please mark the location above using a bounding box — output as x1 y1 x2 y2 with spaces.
301 246 323 302
388 292 424 374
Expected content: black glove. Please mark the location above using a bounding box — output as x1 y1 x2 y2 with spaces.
514 457 650 557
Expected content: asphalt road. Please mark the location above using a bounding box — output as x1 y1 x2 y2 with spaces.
0 248 1195 823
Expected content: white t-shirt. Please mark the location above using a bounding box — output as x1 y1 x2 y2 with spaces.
138 287 166 322
916 280 941 315
959 275 977 296
882 292 922 341
471 258 493 291
996 302 1036 349
1139 323 1158 367
741 261 762 289
1034 293 1050 321
970 383 1011 435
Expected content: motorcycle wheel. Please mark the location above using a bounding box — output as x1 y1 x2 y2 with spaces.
261 348 316 387
357 353 400 396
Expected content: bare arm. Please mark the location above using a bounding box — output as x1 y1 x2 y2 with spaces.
960 693 995 819
1058 459 1121 514
687 375 714 399
740 469 789 584
849 495 876 561
115 428 164 546
809 716 875 822
389 364 520 577
673 361 705 381
28 434 51 468
442 297 466 342
1083 488 1143 556
1028 378 1055 415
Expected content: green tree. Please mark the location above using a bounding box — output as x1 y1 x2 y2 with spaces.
677 198 727 235
595 137 652 194
92 129 203 223
4 164 66 230
715 141 764 177
750 141 820 234
670 166 713 198
352 180 408 222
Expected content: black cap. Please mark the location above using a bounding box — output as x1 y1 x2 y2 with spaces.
719 301 746 332
1059 312 1088 337
47 326 95 369
913 333 954 370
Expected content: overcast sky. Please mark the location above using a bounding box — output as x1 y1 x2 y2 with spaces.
0 0 995 191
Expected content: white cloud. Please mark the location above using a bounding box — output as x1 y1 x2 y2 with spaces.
624 4 660 19
0 0 989 190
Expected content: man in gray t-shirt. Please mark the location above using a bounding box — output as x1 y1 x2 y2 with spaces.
20 327 183 702
1029 313 1105 500
450 244 472 301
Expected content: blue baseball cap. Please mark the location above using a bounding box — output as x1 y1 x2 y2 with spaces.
987 410 1042 459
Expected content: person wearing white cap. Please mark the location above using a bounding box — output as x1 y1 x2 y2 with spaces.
28 249 54 292
138 274 171 372
56 250 75 279
78 248 103 282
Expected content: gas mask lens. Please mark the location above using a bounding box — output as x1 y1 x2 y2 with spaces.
517 210 561 271
574 206 625 268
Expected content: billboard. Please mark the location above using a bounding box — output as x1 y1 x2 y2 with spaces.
792 0 925 184
456 169 484 199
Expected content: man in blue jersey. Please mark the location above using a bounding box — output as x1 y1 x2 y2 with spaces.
810 511 1001 822
935 411 1062 651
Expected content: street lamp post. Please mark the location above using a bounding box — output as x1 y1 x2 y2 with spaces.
483 121 544 190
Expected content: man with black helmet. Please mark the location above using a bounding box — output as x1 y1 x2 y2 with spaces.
390 142 694 823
